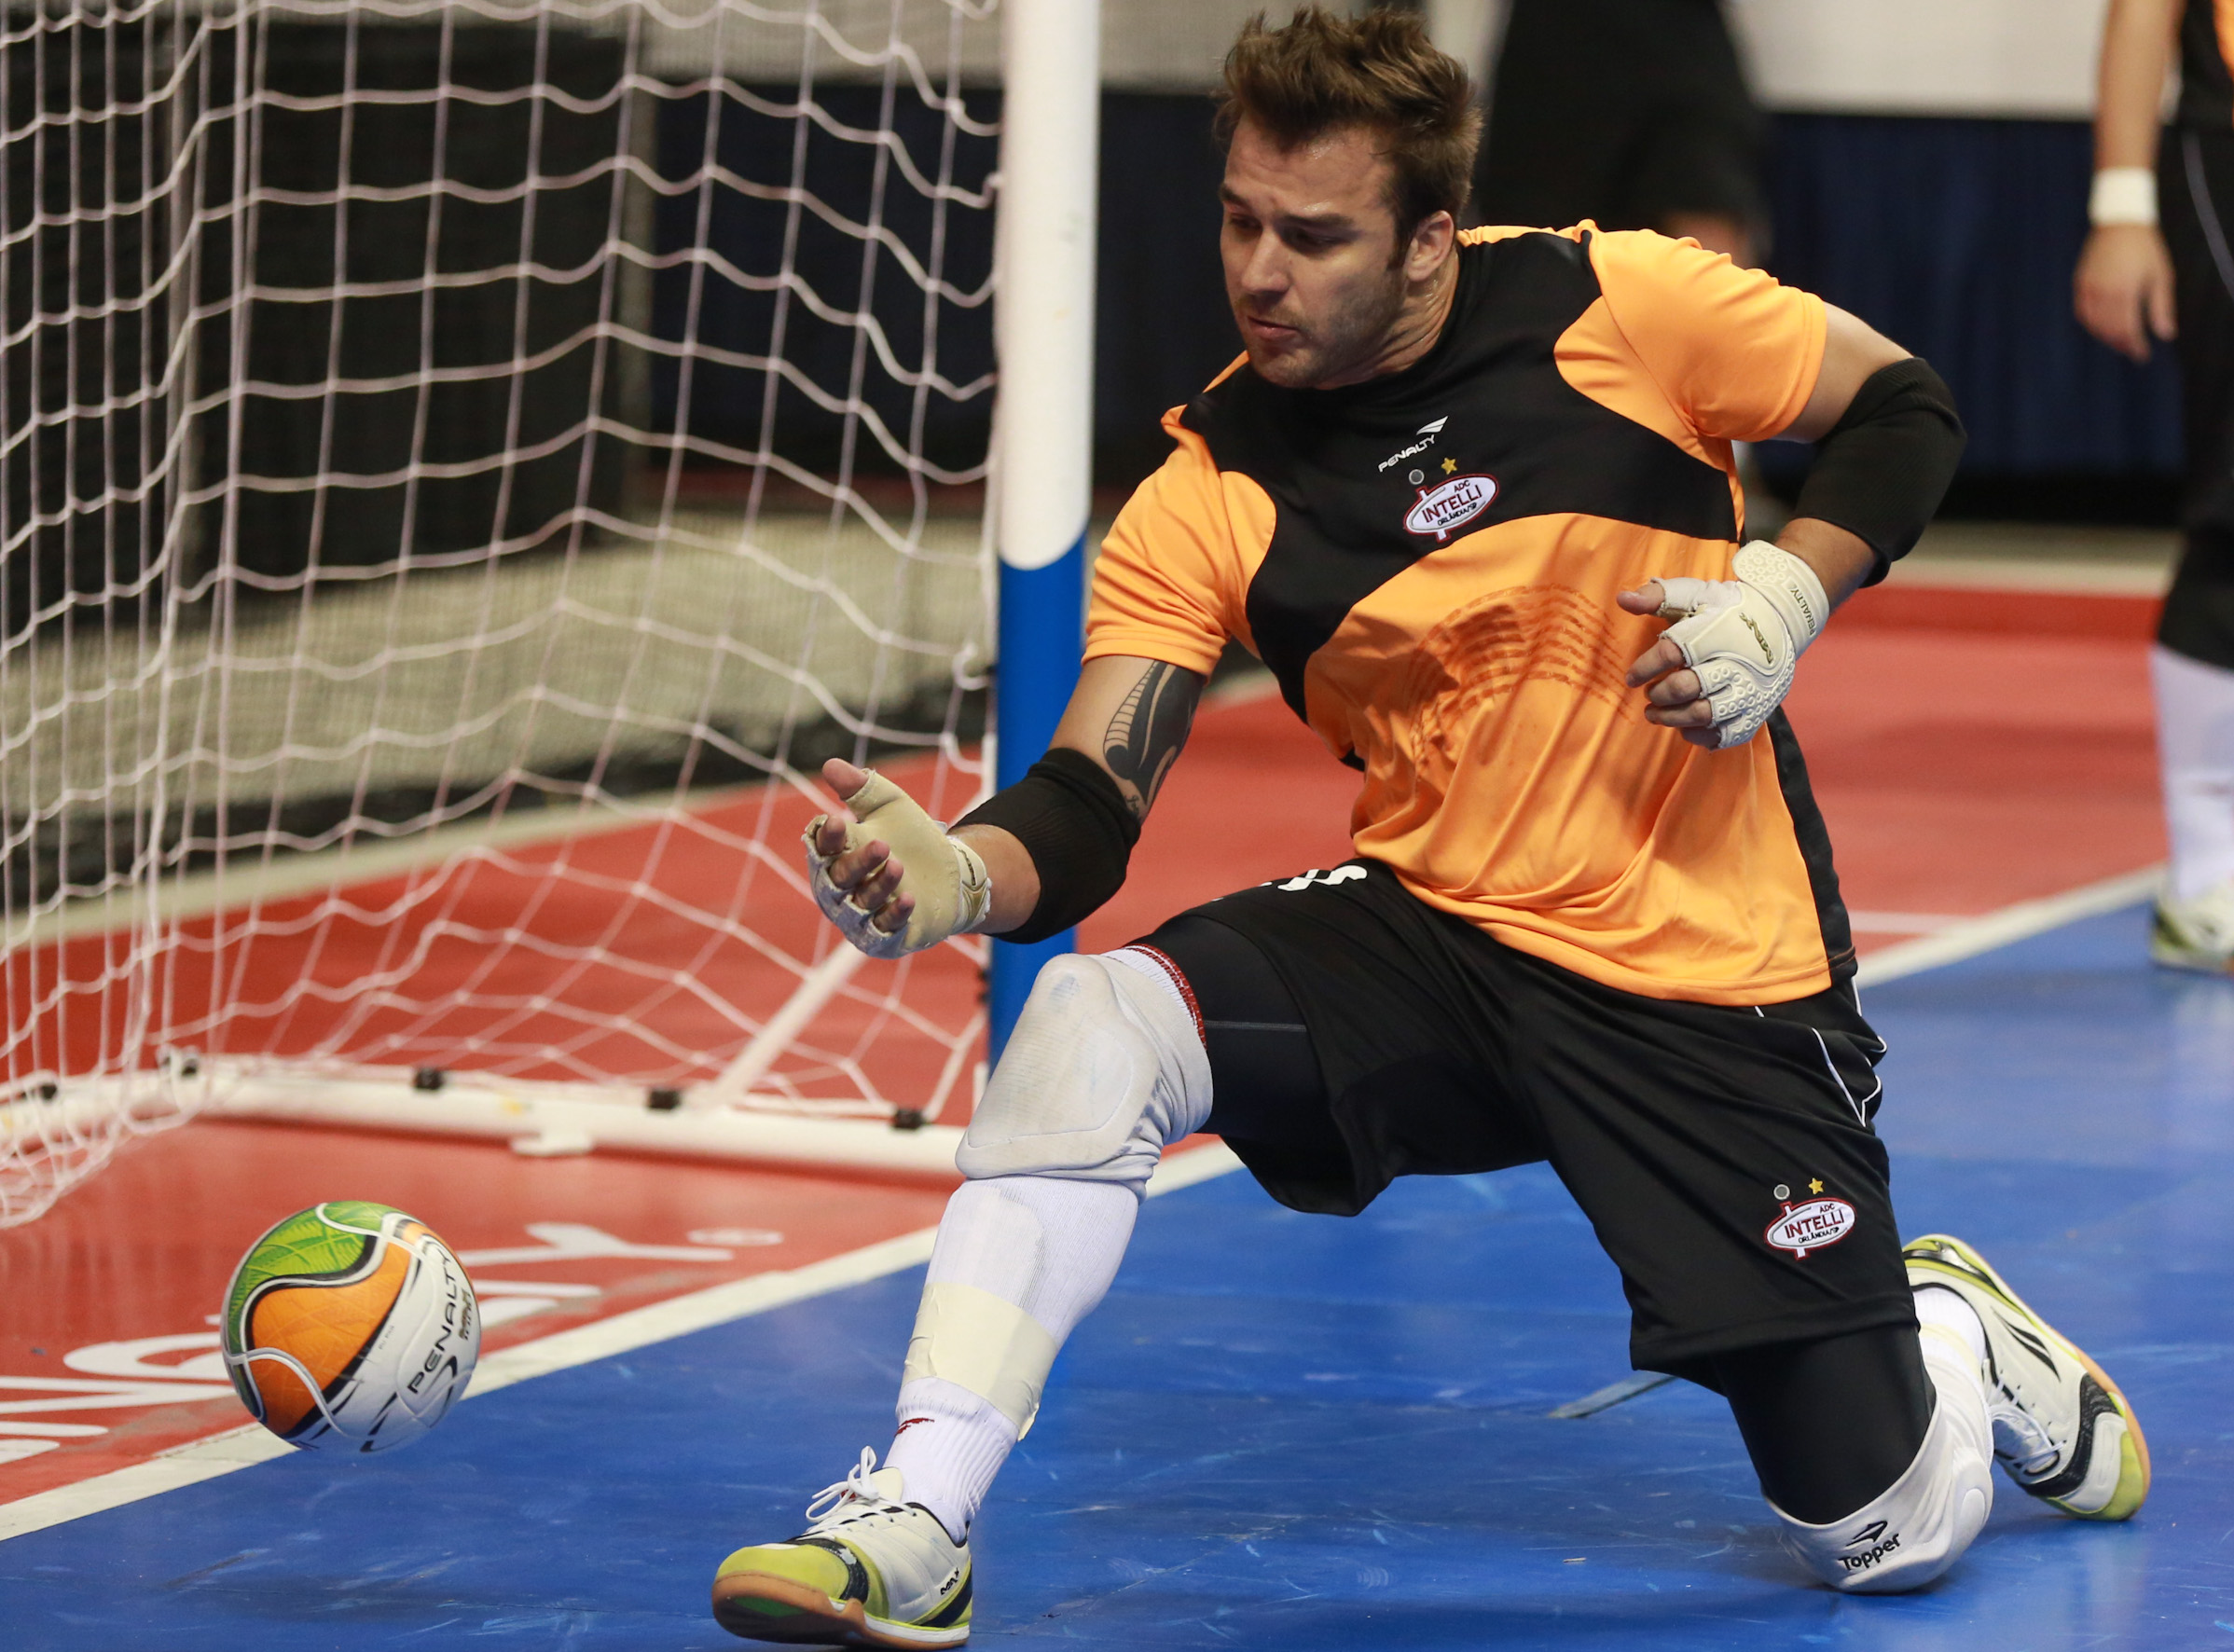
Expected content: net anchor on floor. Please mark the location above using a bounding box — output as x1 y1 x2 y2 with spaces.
196 1061 968 1182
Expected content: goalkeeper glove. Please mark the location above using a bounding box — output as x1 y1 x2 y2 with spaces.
1650 540 1830 750
804 769 993 959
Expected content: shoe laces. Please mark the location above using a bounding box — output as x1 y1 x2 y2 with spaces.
1989 1385 2063 1477
805 1447 894 1527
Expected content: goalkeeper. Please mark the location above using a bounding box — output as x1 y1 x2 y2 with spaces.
712 8 2149 1644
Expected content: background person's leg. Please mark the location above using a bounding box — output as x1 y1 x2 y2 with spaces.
2155 128 2234 953
2153 626 2234 916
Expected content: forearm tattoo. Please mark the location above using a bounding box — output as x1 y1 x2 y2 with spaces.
1102 662 1199 819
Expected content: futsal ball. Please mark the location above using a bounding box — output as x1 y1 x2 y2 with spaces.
220 1201 480 1453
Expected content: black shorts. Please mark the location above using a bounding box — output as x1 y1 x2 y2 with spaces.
2161 125 2234 668
1133 861 1914 1376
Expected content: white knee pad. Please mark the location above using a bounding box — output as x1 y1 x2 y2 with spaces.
955 951 1212 1194
1772 1330 1994 1593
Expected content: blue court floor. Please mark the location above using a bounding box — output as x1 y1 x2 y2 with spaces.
4 902 2230 1650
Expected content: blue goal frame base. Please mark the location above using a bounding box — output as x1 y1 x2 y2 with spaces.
986 535 1085 1064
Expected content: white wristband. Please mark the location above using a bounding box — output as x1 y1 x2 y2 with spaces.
2089 167 2158 228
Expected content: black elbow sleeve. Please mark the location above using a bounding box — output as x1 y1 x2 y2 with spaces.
1790 357 1965 585
954 748 1139 944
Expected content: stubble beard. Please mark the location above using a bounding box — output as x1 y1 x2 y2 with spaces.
1238 262 1411 391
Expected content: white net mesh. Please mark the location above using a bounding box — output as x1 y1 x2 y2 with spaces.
0 0 1006 1225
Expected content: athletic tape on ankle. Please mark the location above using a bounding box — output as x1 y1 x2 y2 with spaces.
902 1282 1059 1437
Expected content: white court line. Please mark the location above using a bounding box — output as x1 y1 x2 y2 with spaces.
0 870 2171 1535
0 1143 1243 1544
1548 1372 1674 1419
1846 911 1965 935
1855 865 2161 987
0 869 2171 1533
26 787 757 944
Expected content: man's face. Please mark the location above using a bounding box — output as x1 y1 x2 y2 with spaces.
1220 118 1412 389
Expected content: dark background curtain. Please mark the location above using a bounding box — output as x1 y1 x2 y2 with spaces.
647 99 2191 509
1090 94 1234 486
1761 112 2182 515
650 82 1000 485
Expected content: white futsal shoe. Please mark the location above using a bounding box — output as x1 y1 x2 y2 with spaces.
711 1449 972 1646
2151 876 2234 972
1903 1235 2150 1521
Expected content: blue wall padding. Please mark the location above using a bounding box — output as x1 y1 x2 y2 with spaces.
1766 112 2182 476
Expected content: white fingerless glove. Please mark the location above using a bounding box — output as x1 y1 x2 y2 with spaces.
804 769 993 959
1651 541 1830 750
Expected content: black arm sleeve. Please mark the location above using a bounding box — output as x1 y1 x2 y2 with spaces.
953 747 1139 944
1789 357 1965 586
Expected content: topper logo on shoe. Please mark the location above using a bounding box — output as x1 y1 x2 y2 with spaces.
1838 1521 1902 1574
1764 1197 1856 1259
1402 473 1497 541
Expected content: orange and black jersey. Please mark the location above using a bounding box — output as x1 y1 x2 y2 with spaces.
1089 225 1849 1006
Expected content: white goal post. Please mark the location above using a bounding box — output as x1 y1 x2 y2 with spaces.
0 0 1100 1225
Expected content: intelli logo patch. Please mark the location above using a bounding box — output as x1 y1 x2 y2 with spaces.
1403 473 1498 541
1764 1197 1855 1259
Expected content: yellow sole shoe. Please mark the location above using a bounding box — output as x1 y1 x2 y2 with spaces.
1904 1232 2149 1521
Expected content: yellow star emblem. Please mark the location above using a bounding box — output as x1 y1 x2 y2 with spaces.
1808 1178 1824 1195
1441 457 1457 475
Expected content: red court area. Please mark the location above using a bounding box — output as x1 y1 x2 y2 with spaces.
1784 581 2161 933
0 577 2165 1510
0 1125 958 1503
8 758 989 1105
7 583 2164 1096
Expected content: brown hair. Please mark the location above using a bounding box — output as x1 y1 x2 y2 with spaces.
1216 7 1481 249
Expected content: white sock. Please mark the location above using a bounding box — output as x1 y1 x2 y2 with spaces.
1912 1284 1987 1371
882 1379 1014 1542
884 1175 1140 1540
2153 644 2234 902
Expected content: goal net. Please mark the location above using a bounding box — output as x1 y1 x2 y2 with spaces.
0 0 1008 1225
